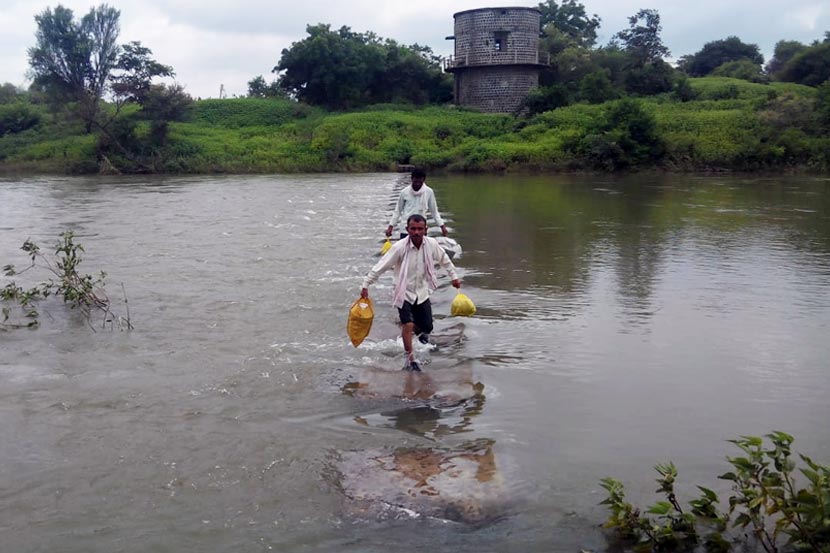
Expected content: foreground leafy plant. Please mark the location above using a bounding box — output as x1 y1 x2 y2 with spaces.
601 432 830 552
600 463 713 551
2 231 132 331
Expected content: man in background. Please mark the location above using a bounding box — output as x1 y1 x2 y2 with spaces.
386 168 449 239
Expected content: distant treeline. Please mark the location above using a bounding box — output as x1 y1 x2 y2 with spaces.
0 1 828 174
3 77 828 174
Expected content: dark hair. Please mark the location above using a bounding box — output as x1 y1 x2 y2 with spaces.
411 167 426 179
406 213 427 226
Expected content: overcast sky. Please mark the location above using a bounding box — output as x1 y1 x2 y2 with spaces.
2 0 827 99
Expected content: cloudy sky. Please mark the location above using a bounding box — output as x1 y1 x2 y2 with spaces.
2 0 827 99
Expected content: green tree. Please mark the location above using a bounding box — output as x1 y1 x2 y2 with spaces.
369 42 452 105
817 80 830 128
680 36 763 77
540 44 593 87
0 83 23 104
577 98 665 170
28 4 121 132
672 75 696 102
711 59 766 82
578 68 620 103
519 83 572 115
247 75 285 99
612 9 670 65
537 0 601 48
275 24 386 110
274 24 449 110
765 40 807 76
607 10 675 96
27 5 172 134
777 41 830 86
110 41 174 105
97 81 193 172
141 83 192 142
27 4 179 170
0 103 41 136
624 59 675 95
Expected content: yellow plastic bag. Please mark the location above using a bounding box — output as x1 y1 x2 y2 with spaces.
347 296 374 347
380 238 392 256
451 291 476 317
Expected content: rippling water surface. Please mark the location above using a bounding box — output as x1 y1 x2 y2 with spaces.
1 173 829 552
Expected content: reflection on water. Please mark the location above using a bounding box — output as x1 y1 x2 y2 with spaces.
354 384 485 441
1 173 829 552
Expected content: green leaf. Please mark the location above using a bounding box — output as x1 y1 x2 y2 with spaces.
697 486 719 502
799 453 818 470
728 456 754 470
767 430 794 444
734 513 752 528
799 468 820 485
748 496 766 509
647 501 672 515
743 435 763 447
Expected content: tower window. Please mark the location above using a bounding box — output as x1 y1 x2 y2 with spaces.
494 31 509 52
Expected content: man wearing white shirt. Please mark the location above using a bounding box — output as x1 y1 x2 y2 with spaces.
386 168 449 239
363 214 461 372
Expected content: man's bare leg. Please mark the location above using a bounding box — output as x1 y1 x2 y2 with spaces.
401 322 421 371
402 322 415 360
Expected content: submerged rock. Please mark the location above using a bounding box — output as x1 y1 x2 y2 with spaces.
342 362 476 402
343 322 471 401
335 439 508 525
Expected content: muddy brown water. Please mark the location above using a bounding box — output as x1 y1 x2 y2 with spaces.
1 173 829 552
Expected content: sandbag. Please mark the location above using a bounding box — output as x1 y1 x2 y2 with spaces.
451 292 476 317
380 238 392 256
347 296 374 347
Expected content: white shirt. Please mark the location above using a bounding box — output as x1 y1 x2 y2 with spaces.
388 184 445 235
362 236 458 305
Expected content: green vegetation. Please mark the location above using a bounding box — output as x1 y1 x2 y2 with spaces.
275 24 451 110
2 2 829 175
601 432 830 552
678 36 765 78
2 232 131 331
3 77 826 174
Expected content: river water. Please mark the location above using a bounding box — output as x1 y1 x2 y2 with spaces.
1 173 829 552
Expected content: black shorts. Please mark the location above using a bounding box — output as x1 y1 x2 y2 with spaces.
397 299 433 334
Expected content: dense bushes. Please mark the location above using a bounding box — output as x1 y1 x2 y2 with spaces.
0 103 42 136
1 77 828 174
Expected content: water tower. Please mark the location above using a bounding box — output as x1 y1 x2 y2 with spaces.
445 7 547 113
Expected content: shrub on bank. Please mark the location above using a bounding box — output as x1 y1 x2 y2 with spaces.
601 432 830 553
1 77 827 174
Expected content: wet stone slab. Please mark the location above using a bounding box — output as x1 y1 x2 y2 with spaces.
335 439 509 525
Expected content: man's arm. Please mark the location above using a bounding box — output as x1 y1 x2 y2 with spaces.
361 246 399 297
432 240 459 285
387 191 405 236
427 189 448 236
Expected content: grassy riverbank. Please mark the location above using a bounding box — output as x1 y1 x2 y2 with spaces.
1 77 827 174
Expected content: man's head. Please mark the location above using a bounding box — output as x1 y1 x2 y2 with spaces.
406 214 427 247
410 168 426 191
